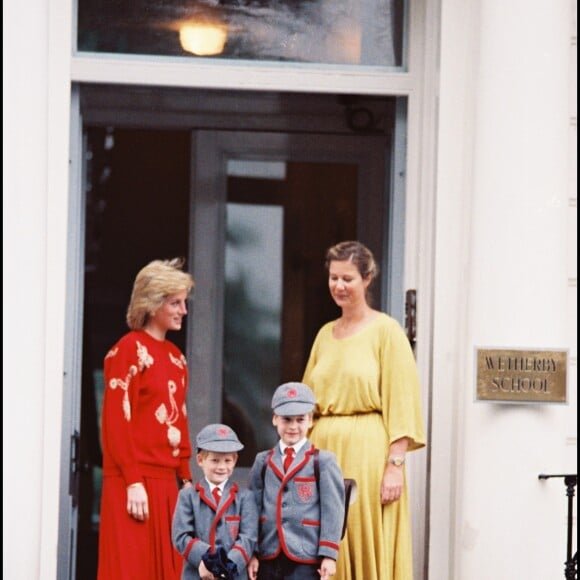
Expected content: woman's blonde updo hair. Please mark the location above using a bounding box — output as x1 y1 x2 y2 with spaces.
126 257 195 330
325 240 379 282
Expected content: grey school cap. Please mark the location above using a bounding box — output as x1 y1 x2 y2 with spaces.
196 423 244 453
271 382 316 416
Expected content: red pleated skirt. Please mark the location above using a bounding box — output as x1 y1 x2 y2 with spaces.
97 467 183 580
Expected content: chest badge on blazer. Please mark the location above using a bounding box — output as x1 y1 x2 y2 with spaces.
296 482 315 502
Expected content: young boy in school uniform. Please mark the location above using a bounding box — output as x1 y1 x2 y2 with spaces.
172 423 258 580
247 382 345 580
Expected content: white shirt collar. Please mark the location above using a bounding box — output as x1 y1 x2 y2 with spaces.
205 478 227 493
280 437 308 455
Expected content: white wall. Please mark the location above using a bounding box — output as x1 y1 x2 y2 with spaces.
430 1 577 579
4 0 50 577
3 0 71 578
3 0 576 578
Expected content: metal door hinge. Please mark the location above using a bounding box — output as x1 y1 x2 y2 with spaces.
405 289 417 352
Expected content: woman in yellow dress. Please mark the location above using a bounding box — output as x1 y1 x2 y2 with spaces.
302 240 426 580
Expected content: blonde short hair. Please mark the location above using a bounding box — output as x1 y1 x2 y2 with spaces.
126 257 195 330
197 449 238 459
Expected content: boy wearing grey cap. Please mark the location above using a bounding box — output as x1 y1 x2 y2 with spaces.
172 424 258 580
247 382 345 580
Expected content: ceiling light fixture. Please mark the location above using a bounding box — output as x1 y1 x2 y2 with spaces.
179 21 227 56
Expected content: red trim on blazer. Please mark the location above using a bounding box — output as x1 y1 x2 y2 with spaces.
273 446 320 564
265 448 283 480
284 553 319 565
232 544 251 564
210 483 238 550
195 481 240 551
320 540 340 550
184 537 200 559
196 482 216 509
259 550 282 561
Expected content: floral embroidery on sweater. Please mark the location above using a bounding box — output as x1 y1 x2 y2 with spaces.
106 341 154 421
169 351 186 369
155 380 182 456
136 341 154 370
105 347 118 359
107 339 185 452
108 364 137 420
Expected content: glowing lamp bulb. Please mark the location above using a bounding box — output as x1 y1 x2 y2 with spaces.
179 23 227 56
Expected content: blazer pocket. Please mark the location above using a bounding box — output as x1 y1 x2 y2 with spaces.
292 478 316 504
225 515 240 540
300 519 320 557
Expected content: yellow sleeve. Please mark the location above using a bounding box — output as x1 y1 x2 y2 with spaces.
380 318 426 452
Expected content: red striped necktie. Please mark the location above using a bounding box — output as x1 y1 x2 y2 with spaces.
283 447 295 472
212 487 222 504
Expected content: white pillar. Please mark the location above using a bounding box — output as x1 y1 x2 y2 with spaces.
431 1 574 579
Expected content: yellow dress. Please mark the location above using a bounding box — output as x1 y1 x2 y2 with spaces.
303 312 426 580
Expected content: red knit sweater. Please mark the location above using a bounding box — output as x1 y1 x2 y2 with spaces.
101 330 193 485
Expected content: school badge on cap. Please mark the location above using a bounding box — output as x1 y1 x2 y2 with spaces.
271 382 316 416
196 423 244 452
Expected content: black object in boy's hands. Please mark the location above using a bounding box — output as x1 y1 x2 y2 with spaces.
201 546 238 579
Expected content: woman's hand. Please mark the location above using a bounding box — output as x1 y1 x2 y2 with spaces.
381 463 404 504
126 482 149 521
381 437 408 504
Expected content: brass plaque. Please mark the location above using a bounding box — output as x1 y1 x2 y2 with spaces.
476 348 568 403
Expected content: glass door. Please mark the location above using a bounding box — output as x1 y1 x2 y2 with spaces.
189 130 388 480
222 160 361 465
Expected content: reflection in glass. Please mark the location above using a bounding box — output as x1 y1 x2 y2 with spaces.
223 203 283 464
90 370 105 528
77 0 406 67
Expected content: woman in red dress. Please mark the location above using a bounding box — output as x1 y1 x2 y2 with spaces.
97 258 195 580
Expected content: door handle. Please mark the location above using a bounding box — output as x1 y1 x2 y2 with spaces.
69 430 80 508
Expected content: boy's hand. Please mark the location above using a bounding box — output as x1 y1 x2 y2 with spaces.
248 555 260 579
318 556 336 579
198 560 216 580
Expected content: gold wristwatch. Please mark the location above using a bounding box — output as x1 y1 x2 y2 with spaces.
388 457 405 467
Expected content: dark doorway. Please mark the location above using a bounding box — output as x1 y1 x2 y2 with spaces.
76 127 191 578
74 89 394 579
